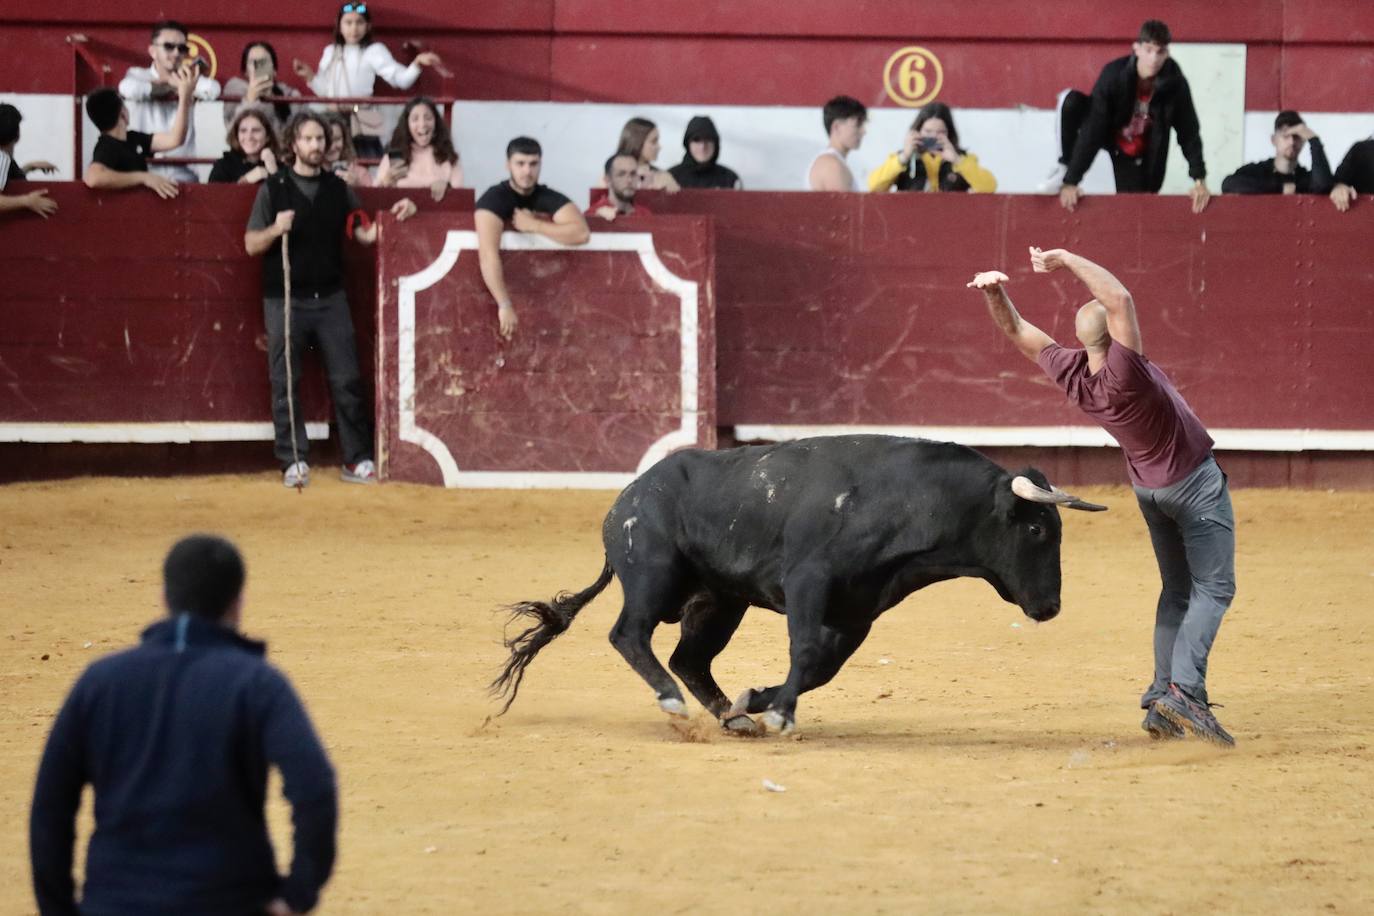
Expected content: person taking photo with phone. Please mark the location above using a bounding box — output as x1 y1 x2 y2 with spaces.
868 102 996 193
223 41 303 129
117 19 221 183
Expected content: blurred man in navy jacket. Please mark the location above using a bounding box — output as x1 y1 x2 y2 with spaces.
30 535 337 916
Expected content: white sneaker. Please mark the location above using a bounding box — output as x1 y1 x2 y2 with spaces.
341 459 377 484
1037 163 1068 194
282 460 310 488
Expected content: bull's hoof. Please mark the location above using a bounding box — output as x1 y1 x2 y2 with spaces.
728 687 763 717
658 696 689 718
762 709 795 736
721 714 764 737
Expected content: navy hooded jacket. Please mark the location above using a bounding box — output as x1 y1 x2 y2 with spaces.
30 614 336 915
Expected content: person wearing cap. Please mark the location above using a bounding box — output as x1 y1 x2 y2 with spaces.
1221 110 1333 195
668 115 742 190
30 535 337 916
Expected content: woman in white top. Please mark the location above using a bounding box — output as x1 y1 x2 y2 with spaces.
292 3 444 158
375 97 463 201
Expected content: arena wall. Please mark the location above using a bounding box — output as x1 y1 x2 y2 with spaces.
1 188 1370 486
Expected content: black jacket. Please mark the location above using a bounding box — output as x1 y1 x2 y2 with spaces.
1221 138 1333 194
208 150 260 184
1066 54 1205 192
30 614 337 916
668 115 742 190
1334 138 1374 192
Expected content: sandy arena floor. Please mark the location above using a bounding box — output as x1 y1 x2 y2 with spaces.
1 473 1372 914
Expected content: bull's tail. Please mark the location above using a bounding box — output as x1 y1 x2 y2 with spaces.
489 560 615 714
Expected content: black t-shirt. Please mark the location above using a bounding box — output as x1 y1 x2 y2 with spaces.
475 181 572 221
4 158 23 184
209 151 256 184
92 130 154 173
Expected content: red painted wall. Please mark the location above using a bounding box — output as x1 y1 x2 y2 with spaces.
5 1 1373 111
639 190 1374 435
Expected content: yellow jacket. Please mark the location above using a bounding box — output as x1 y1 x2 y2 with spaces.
868 150 998 193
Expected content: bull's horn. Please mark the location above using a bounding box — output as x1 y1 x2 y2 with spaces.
1010 476 1108 512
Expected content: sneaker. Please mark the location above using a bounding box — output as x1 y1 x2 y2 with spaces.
1156 683 1235 748
1141 702 1185 740
1036 163 1068 194
282 460 310 488
341 459 377 484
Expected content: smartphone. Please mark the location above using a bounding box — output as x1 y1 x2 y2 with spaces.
252 57 272 79
917 136 941 153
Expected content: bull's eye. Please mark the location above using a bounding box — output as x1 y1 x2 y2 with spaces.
1028 523 1045 539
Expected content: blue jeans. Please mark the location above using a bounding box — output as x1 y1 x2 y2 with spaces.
1134 455 1236 707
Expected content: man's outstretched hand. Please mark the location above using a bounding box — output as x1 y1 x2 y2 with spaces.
1029 246 1069 273
966 270 1009 291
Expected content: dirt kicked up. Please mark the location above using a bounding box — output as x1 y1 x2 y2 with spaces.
2 474 1372 914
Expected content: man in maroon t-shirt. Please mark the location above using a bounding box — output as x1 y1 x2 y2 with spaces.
968 247 1237 747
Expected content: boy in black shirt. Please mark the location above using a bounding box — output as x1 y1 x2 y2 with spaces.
1331 137 1374 212
82 76 192 198
1221 110 1333 195
474 136 589 339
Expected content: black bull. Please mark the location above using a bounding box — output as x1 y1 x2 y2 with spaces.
491 435 1104 734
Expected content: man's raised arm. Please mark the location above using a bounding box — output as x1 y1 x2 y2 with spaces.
968 270 1054 362
1030 246 1143 353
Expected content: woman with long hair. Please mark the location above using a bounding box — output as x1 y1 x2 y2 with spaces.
868 101 997 193
606 117 680 191
208 108 280 184
321 111 372 186
222 41 301 128
376 97 463 201
291 3 444 158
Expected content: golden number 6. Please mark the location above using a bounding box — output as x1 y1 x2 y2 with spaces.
898 54 927 99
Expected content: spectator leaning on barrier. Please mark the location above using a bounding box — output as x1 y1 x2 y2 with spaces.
474 136 590 340
117 19 221 184
322 112 372 187
0 103 59 218
30 534 338 916
1040 20 1210 214
83 85 188 200
668 115 742 189
807 95 867 191
243 111 419 488
586 153 651 222
209 108 280 185
294 3 444 159
1221 110 1332 195
1330 135 1374 212
376 97 463 201
223 41 302 129
868 101 997 193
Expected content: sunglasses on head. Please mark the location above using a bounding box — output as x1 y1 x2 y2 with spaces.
159 41 190 53
341 3 367 13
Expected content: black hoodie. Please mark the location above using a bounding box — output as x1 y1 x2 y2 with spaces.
669 116 742 189
30 614 337 915
1065 54 1206 192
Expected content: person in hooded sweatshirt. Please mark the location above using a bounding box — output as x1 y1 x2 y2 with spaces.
1039 19 1211 215
30 535 336 916
668 115 743 190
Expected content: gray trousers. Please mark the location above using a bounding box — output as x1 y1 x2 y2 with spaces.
263 291 373 469
1134 455 1236 707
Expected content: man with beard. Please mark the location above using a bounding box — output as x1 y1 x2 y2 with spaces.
668 115 742 189
586 152 651 221
1039 20 1211 214
244 111 418 488
1222 110 1333 195
474 136 590 339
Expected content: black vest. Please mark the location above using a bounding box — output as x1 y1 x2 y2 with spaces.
261 170 351 298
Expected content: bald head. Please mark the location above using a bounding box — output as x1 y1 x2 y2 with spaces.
1075 300 1109 350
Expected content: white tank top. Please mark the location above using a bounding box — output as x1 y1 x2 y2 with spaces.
806 147 857 191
